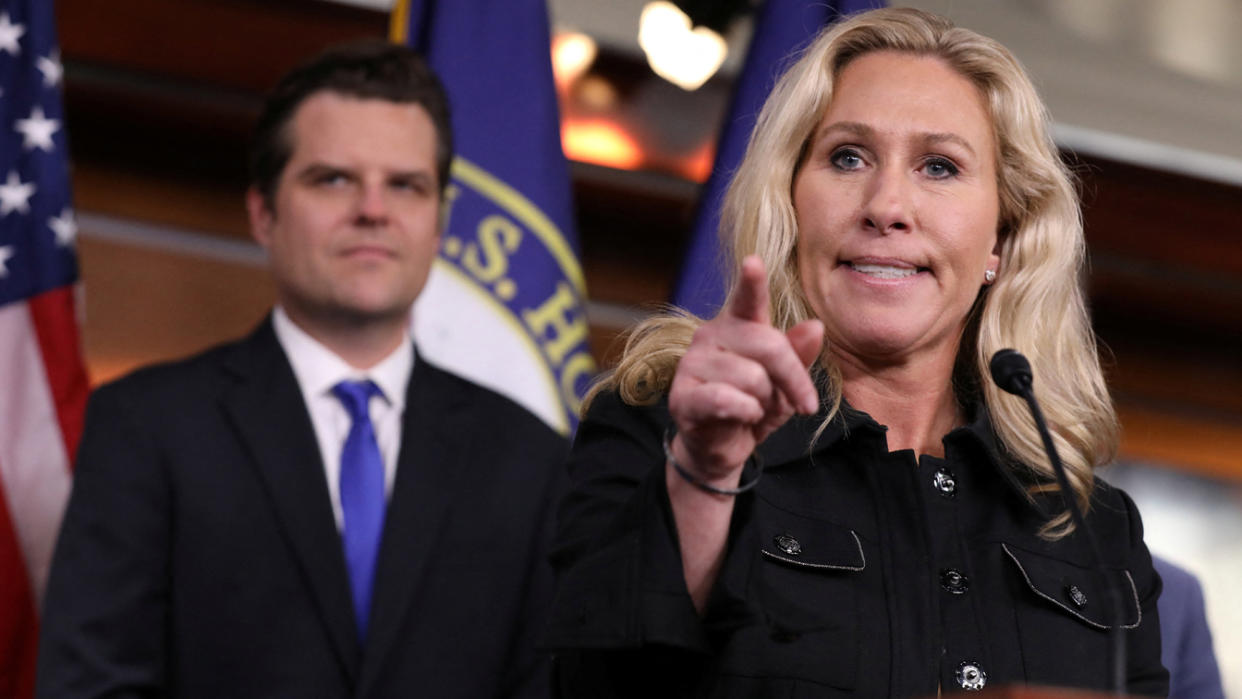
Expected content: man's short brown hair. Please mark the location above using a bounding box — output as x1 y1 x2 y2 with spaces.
248 39 453 208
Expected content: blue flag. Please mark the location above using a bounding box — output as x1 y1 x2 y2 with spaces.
672 0 885 318
393 0 593 435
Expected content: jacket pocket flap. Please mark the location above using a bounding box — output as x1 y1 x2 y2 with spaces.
752 510 864 636
1002 543 1140 629
759 511 866 571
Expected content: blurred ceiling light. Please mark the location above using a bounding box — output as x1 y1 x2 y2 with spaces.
638 1 727 91
576 75 619 111
562 119 643 170
551 30 598 91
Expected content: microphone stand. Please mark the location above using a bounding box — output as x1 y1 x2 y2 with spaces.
990 350 1127 696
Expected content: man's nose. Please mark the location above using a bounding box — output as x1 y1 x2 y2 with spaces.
354 183 389 224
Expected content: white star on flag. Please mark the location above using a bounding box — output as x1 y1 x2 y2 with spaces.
15 106 60 151
0 12 24 56
0 245 14 278
37 50 63 87
0 170 36 215
48 207 77 247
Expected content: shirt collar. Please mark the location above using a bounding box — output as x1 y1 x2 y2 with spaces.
271 306 413 408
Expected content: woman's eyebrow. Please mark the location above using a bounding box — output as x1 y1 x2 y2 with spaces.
920 132 975 156
814 121 976 157
814 120 873 142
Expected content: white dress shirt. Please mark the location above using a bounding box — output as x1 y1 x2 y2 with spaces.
271 307 413 530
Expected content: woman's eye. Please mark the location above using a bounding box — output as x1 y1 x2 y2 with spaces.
923 157 959 179
830 148 865 171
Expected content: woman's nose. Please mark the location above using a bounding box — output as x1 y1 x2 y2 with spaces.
862 166 912 234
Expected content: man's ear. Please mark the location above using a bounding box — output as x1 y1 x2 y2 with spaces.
246 188 274 247
435 183 456 238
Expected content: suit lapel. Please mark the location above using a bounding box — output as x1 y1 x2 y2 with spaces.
219 319 361 682
358 356 474 694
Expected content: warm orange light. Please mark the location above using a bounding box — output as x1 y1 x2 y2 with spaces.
562 119 643 170
681 142 716 183
575 74 618 111
551 31 597 92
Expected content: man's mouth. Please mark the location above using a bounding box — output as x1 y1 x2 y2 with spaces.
342 245 396 258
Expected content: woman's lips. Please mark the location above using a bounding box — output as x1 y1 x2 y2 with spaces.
843 257 929 280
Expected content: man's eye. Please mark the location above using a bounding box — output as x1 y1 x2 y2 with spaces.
923 157 959 179
392 177 432 195
314 172 350 186
830 148 865 171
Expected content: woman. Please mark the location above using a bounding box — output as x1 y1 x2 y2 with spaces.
546 7 1167 697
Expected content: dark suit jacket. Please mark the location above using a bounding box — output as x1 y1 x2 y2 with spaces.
37 318 567 698
1153 556 1224 699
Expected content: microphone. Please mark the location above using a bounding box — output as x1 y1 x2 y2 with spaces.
988 348 1032 395
989 349 1127 695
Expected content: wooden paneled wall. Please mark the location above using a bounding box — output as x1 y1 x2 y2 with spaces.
57 0 1242 479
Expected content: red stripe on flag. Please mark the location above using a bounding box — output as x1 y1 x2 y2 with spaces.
0 471 39 699
27 286 90 469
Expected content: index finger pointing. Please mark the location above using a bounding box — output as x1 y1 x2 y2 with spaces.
728 255 770 324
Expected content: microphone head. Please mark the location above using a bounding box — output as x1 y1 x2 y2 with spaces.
990 349 1033 396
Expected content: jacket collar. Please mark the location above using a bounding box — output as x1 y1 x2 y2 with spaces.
756 393 1037 507
219 316 364 681
219 318 479 689
355 353 478 696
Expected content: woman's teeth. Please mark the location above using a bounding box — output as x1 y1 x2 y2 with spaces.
850 263 919 279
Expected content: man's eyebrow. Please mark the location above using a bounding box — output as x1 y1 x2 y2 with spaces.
389 168 434 180
291 164 436 183
294 162 351 179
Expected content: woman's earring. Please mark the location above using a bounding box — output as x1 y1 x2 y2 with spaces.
984 269 997 283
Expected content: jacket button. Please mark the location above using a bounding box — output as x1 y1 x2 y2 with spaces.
956 662 987 691
774 534 801 555
1066 584 1088 609
940 568 970 594
932 468 957 496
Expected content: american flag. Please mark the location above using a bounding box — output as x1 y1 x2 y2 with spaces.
0 1 88 696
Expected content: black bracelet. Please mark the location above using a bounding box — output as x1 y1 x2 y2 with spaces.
662 427 763 496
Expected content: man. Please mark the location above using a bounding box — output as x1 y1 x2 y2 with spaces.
37 41 565 698
1153 555 1225 699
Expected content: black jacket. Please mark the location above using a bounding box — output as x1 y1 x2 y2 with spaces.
546 390 1168 697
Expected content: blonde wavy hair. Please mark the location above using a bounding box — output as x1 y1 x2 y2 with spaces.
593 7 1117 536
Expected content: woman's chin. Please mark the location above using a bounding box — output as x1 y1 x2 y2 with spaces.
829 323 955 367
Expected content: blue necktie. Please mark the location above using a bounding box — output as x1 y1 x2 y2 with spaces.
332 379 386 641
